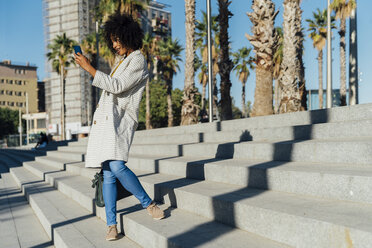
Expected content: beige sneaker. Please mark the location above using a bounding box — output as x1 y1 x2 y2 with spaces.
146 202 165 220
106 224 118 241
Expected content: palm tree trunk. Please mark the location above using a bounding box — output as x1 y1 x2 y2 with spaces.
349 6 358 105
252 66 274 116
274 78 280 114
296 3 307 111
181 0 199 126
145 79 152 129
339 18 347 106
166 79 173 127
212 73 219 119
318 49 324 109
279 0 302 114
202 83 206 110
241 81 246 118
246 0 277 117
218 0 233 120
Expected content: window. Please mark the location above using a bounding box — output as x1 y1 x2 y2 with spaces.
1 79 4 83
16 102 23 107
6 90 13 96
16 80 22 85
7 80 13 84
0 90 3 95
8 102 14 106
24 92 27 96
16 91 22 96
24 81 27 85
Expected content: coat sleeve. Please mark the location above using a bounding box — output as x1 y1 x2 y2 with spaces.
92 55 148 94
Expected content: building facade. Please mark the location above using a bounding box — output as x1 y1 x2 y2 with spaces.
43 0 96 136
0 60 38 113
43 0 171 136
141 1 172 38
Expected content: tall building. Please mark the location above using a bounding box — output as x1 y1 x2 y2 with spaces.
43 0 96 136
0 60 38 113
141 1 172 38
43 0 171 136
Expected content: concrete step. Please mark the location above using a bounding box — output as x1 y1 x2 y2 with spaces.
22 161 288 248
134 103 372 137
35 155 83 170
126 155 372 205
46 150 85 161
57 145 87 153
128 137 372 165
0 164 54 248
55 161 372 247
130 170 372 247
9 166 140 248
132 119 372 145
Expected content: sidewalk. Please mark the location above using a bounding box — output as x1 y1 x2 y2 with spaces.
0 155 54 248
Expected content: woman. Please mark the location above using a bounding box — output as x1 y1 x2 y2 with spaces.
75 13 164 241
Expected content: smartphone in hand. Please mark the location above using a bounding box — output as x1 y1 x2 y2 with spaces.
73 45 82 55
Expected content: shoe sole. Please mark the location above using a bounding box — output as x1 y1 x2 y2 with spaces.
106 237 119 241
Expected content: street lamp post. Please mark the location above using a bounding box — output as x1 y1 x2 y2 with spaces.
19 108 22 146
326 0 333 108
207 0 213 122
95 21 101 109
26 92 29 145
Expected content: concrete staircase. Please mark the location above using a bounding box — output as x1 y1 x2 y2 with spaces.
3 103 372 247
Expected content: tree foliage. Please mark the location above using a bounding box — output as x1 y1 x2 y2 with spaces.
0 108 22 139
138 80 201 130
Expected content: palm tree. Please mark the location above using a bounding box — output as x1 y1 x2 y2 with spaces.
46 33 76 140
218 0 233 120
157 38 183 127
306 9 336 109
279 0 305 113
331 0 356 106
181 0 199 126
142 33 157 129
273 27 283 114
195 11 220 119
95 0 149 22
232 47 255 118
246 0 278 116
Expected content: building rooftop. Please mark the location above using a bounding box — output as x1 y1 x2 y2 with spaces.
0 60 37 68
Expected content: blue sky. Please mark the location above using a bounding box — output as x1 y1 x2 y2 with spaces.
0 0 370 109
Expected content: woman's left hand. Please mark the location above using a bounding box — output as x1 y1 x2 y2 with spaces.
74 53 96 77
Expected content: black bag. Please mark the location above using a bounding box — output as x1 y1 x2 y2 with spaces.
91 169 132 207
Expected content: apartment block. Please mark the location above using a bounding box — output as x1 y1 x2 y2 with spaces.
0 60 38 113
141 1 172 38
43 0 96 135
43 0 171 136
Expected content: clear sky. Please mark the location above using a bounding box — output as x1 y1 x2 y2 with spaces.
0 0 370 109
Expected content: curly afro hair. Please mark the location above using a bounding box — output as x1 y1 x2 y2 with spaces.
103 13 144 53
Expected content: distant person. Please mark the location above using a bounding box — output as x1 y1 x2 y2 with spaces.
34 132 48 149
74 13 164 241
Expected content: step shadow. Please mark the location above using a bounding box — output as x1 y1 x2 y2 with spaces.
163 109 330 247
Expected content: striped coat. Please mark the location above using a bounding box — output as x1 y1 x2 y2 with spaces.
85 50 148 168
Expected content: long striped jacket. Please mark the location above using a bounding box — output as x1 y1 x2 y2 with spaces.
85 50 148 168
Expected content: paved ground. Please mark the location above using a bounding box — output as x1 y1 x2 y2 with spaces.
0 159 54 248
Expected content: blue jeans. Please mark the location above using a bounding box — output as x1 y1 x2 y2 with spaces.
102 160 152 226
